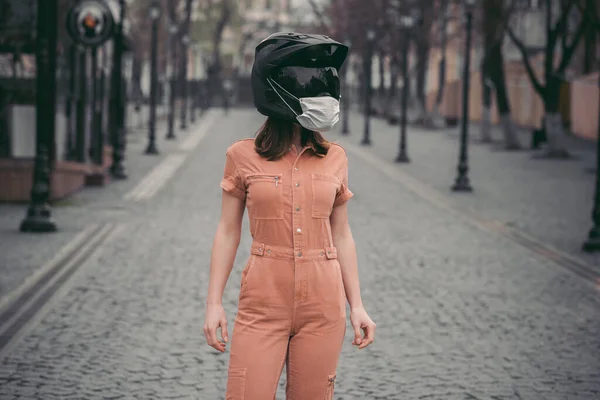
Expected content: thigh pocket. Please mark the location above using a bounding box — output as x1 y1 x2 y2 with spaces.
324 374 336 400
311 174 340 218
226 368 247 400
246 174 284 220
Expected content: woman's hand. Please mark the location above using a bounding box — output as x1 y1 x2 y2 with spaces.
203 303 229 353
350 307 376 349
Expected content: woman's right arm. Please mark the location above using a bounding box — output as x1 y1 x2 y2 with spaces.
204 189 245 352
206 190 245 305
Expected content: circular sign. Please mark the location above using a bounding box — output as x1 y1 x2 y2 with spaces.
66 0 115 47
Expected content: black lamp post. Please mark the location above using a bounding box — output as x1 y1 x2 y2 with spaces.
451 0 475 192
166 22 178 140
582 68 600 251
90 46 102 165
396 13 415 163
109 0 127 179
361 28 376 146
582 10 600 251
190 44 197 124
180 34 190 130
20 0 59 233
341 39 352 136
145 0 161 155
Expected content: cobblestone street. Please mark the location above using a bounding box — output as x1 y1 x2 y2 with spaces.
1 110 599 399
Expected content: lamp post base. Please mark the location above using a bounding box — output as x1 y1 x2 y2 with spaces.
583 227 600 252
110 164 128 180
361 137 372 146
145 142 159 155
20 206 57 233
451 175 473 192
395 151 410 163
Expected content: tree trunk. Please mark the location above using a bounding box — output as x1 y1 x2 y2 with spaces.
385 59 399 123
431 0 448 128
480 63 493 143
413 39 431 126
378 51 385 95
542 76 570 157
488 42 521 149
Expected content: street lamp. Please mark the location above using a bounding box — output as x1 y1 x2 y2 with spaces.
190 44 198 124
451 0 475 192
395 13 415 163
166 23 178 140
180 33 190 130
361 28 376 146
583 68 600 251
109 0 128 179
20 0 59 233
341 39 352 135
145 0 161 155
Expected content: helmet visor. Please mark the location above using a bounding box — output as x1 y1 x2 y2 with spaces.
270 66 340 100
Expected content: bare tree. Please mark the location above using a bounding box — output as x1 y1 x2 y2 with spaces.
480 0 521 149
506 0 588 158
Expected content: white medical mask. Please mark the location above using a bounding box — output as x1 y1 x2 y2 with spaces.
296 96 340 132
268 78 341 132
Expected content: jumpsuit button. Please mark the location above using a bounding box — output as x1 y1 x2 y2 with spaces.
297 252 302 257
258 248 263 252
294 167 299 171
320 252 324 256
296 207 300 212
295 183 300 187
296 228 302 233
267 249 271 254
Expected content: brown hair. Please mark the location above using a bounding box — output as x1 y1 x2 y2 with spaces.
254 117 330 160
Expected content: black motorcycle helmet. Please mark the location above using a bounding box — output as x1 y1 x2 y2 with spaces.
251 32 349 122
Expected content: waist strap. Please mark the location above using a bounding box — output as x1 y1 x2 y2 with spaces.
250 242 337 261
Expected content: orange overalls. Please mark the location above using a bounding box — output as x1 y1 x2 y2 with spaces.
220 138 354 399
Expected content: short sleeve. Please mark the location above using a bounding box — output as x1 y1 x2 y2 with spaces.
333 154 353 207
220 150 246 200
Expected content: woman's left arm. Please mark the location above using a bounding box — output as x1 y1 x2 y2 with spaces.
331 203 376 349
330 203 363 310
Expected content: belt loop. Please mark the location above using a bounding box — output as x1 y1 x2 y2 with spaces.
325 246 337 259
252 242 265 257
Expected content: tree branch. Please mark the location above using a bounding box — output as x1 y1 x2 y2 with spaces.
557 11 588 73
506 25 545 96
575 0 600 31
308 0 331 30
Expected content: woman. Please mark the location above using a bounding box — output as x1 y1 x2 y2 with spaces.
203 32 376 399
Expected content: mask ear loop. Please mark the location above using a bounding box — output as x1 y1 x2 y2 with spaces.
267 77 301 117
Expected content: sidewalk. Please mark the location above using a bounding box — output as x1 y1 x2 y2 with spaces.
0 112 207 305
332 112 600 271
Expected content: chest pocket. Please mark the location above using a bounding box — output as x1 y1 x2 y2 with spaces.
246 173 284 220
311 173 340 218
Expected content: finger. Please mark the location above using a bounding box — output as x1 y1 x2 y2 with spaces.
221 319 229 343
208 326 220 348
352 325 362 345
359 326 375 349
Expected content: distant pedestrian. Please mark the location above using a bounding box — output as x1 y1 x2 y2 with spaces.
203 33 376 399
